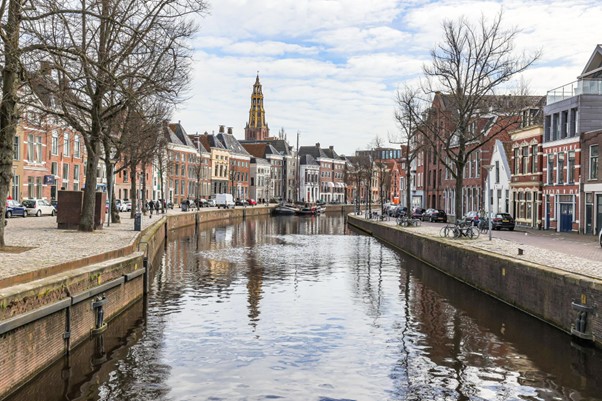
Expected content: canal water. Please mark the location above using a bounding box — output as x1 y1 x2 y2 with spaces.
7 215 602 401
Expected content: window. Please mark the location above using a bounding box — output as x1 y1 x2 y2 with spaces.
13 135 19 160
74 135 80 158
51 162 58 176
557 153 565 184
531 145 538 174
63 133 70 156
62 164 69 188
27 134 34 161
568 151 575 184
590 145 599 180
52 131 59 155
495 161 500 184
35 177 42 198
547 154 554 184
27 176 34 198
12 175 19 201
522 147 529 174
570 108 577 136
514 148 520 174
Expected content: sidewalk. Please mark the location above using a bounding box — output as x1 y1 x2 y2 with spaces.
374 216 602 280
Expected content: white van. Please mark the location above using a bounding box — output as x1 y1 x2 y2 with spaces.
215 193 235 209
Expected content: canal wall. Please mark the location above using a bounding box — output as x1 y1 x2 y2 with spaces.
347 215 602 348
0 206 275 399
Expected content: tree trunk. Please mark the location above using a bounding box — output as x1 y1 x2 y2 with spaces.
454 165 464 222
80 138 100 231
0 0 22 247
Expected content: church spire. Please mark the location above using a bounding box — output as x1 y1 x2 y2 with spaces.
245 73 269 141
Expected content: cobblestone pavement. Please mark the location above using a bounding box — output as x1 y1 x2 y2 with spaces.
371 216 602 280
0 209 173 283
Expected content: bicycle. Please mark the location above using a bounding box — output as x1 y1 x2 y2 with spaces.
478 219 489 234
440 223 456 238
452 221 480 239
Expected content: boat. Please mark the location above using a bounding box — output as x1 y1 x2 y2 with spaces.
296 206 318 216
272 204 298 216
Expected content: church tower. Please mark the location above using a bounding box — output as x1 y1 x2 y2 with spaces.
244 74 270 141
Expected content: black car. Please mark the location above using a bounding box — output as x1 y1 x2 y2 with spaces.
422 208 447 222
491 213 515 231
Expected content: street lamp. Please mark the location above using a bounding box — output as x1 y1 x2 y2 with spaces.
483 164 494 241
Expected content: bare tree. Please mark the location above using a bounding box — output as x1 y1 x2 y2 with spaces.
21 0 207 231
371 136 389 214
417 12 540 219
392 85 426 214
0 0 26 246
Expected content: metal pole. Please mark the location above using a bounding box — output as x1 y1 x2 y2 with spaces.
107 162 113 227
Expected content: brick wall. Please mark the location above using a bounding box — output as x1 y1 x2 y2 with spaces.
348 215 601 347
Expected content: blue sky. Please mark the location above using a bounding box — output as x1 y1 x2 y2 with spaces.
174 0 602 155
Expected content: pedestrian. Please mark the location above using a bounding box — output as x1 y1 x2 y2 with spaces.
148 200 153 217
155 200 160 213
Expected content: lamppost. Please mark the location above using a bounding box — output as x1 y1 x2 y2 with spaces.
483 164 494 241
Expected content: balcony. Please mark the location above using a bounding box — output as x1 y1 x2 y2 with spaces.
547 78 602 105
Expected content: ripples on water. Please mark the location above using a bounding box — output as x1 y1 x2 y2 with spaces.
8 215 602 401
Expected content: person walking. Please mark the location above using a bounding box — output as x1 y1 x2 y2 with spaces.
148 200 154 217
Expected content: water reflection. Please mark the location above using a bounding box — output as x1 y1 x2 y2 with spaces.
8 214 602 401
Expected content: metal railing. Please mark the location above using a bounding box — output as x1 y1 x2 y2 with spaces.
547 78 602 105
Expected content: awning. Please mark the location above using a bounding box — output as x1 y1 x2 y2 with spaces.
327 182 335 188
336 182 345 188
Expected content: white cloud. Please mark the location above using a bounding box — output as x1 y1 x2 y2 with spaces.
174 0 602 155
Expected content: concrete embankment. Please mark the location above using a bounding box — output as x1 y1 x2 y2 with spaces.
347 215 602 348
0 205 285 399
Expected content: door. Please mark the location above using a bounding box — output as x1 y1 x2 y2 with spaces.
597 195 602 236
585 204 593 234
559 203 573 232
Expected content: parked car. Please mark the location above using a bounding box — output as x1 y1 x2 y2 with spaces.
247 198 257 206
463 211 481 226
22 199 56 217
197 198 208 208
207 199 216 207
422 208 447 222
412 207 426 219
5 200 27 218
235 198 248 206
491 213 515 231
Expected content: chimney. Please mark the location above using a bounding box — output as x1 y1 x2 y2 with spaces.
227 127 233 135
40 61 51 76
315 143 320 148
219 125 225 133
329 146 334 151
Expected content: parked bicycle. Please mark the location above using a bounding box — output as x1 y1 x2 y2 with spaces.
397 215 421 227
440 221 479 239
478 218 490 234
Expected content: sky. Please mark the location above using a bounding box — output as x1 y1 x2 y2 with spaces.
173 0 602 156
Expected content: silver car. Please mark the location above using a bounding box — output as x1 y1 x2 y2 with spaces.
22 199 56 217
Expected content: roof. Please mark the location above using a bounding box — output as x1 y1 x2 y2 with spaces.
167 123 195 147
299 154 319 166
239 139 293 156
580 44 602 78
299 145 328 159
216 132 251 156
198 133 226 151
